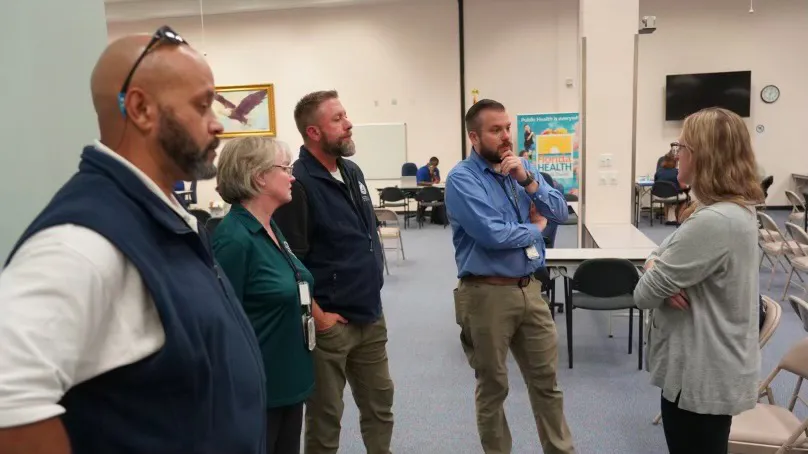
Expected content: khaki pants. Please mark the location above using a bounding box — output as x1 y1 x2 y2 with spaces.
304 315 394 454
454 278 575 454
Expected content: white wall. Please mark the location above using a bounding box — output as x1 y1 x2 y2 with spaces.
637 0 808 206
108 0 460 207
465 0 579 117
108 0 806 210
0 0 108 259
107 0 579 208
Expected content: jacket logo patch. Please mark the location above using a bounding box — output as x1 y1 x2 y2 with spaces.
358 182 368 195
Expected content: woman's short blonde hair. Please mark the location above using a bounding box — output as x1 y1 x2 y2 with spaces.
216 137 291 204
680 107 764 207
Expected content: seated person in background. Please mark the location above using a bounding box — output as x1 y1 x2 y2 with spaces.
654 154 685 225
519 150 530 160
656 150 676 170
416 157 440 185
173 180 185 191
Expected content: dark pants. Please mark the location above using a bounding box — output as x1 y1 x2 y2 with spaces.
266 403 304 454
660 392 731 454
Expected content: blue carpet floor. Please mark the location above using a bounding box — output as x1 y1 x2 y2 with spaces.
315 208 805 453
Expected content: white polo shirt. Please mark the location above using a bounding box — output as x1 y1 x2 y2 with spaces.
0 141 198 428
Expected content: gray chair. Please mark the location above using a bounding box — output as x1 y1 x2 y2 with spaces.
564 258 642 369
379 187 410 228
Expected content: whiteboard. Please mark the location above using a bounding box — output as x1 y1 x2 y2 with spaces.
346 123 408 180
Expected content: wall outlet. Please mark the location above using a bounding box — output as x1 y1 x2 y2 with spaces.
599 172 608 185
609 172 618 185
603 153 613 167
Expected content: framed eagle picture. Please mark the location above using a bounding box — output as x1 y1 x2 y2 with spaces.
213 83 276 138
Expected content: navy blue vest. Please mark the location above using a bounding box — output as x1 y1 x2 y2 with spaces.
5 146 267 454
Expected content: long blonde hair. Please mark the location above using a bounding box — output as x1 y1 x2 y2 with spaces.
680 107 764 207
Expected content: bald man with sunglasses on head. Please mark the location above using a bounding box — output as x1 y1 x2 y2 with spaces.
0 28 266 454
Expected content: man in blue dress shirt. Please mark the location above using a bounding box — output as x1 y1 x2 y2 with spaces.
415 157 440 185
445 99 575 454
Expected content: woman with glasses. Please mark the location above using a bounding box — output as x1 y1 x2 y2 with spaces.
634 107 765 454
212 137 314 454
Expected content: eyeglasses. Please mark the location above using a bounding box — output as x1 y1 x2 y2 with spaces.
670 141 691 155
118 25 188 116
273 165 293 175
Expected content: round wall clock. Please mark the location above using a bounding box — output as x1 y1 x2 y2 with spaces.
761 85 780 104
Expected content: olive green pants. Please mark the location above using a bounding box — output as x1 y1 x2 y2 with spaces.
454 278 575 454
304 315 394 454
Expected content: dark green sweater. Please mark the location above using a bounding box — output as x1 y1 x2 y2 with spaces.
212 204 314 408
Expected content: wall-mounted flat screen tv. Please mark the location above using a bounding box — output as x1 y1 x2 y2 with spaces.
665 70 751 121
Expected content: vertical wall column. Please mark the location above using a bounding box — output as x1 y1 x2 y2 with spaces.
578 0 639 226
0 0 108 259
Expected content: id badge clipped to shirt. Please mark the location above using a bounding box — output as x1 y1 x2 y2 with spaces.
525 244 541 261
299 282 316 351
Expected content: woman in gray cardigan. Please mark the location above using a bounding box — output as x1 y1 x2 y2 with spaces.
634 107 765 454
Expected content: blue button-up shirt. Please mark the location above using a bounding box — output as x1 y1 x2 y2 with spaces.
416 165 440 184
445 150 569 278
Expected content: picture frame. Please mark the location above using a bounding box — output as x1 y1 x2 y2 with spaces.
213 83 276 138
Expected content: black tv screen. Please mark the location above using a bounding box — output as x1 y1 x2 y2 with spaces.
665 70 751 121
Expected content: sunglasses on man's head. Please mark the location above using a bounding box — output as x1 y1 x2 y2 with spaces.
118 25 189 116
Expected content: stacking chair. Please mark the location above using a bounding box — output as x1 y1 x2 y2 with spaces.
728 335 808 453
414 186 446 228
758 212 807 291
788 295 808 333
649 180 687 226
379 187 410 228
761 175 774 200
782 223 808 300
786 190 806 226
653 296 783 426
564 258 642 369
374 208 406 262
401 163 418 177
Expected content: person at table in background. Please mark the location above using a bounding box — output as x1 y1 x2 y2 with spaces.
634 107 765 454
445 99 574 454
0 29 266 454
416 156 441 186
656 149 677 170
273 90 393 454
212 137 314 454
654 153 687 225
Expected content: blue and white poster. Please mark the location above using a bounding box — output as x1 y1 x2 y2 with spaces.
516 112 580 196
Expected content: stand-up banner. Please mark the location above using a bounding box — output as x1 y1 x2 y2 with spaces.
516 112 580 197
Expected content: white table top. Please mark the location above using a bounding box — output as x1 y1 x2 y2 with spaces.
567 201 578 214
545 247 655 267
585 223 658 249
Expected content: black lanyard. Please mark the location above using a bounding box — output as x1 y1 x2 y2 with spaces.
267 224 312 316
492 173 523 223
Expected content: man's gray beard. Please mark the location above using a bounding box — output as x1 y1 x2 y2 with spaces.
188 159 218 180
323 138 356 157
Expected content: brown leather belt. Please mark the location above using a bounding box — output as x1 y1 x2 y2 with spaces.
462 275 533 288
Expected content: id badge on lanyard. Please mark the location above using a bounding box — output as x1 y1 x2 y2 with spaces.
496 175 541 262
298 281 316 351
